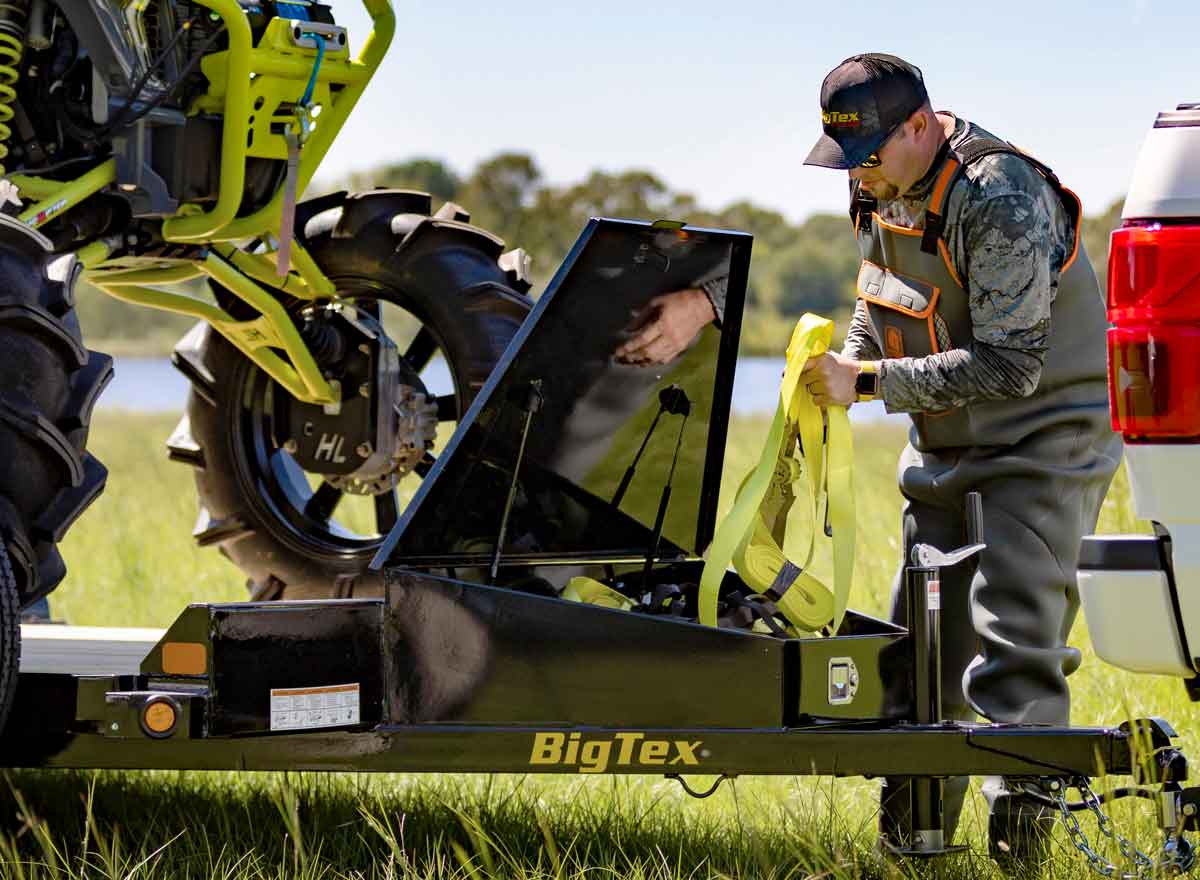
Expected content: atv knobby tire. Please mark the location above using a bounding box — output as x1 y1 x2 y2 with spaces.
0 216 111 731
0 217 110 605
170 191 531 600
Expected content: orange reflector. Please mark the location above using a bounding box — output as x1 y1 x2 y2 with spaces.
142 700 177 736
162 641 207 675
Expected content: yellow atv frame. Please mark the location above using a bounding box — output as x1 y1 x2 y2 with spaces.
9 0 396 406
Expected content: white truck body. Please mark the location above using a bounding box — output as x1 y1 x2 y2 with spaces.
1078 105 1200 687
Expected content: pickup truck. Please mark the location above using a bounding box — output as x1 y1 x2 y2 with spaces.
1078 104 1200 694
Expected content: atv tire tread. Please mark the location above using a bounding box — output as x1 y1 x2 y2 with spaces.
173 191 532 600
0 542 18 735
0 223 110 609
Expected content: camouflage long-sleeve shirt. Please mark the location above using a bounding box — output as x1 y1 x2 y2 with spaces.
841 115 1076 413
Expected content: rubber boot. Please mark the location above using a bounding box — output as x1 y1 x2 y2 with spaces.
984 777 1056 876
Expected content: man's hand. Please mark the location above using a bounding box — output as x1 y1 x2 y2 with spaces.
799 352 861 408
615 288 716 366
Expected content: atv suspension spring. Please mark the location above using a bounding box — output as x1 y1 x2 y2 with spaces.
0 1 28 176
301 317 347 365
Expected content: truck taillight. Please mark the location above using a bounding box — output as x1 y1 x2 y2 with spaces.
1107 223 1200 441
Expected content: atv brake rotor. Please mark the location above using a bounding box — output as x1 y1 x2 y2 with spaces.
329 383 438 496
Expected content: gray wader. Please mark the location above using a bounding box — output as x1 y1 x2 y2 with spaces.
851 128 1124 850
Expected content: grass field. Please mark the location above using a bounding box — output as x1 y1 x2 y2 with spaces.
1 410 1190 879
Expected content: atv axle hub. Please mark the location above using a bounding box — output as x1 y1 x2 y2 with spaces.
280 305 437 490
330 382 438 496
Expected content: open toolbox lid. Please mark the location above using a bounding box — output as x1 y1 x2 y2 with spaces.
372 218 752 570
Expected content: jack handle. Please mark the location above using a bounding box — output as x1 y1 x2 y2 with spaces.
910 491 987 569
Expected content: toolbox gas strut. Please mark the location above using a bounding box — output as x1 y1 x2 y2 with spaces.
639 388 691 590
611 384 690 508
488 379 544 585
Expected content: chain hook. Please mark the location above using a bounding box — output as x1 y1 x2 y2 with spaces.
1052 777 1170 879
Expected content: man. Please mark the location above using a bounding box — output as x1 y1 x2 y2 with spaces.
797 53 1122 864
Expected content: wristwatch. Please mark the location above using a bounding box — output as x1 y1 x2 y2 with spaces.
854 361 880 403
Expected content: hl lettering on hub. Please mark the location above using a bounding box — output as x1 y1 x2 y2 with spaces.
529 732 704 773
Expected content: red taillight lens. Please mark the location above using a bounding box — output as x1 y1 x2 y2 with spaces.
1108 325 1200 438
1108 224 1200 320
1107 223 1200 441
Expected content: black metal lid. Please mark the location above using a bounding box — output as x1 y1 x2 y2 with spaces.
371 218 751 571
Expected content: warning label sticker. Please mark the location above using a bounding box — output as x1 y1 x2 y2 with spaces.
270 683 360 731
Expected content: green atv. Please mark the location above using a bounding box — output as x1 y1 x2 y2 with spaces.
0 0 532 725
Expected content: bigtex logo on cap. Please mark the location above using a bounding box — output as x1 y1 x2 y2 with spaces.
822 110 861 127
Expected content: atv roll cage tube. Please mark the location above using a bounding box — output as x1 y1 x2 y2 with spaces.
6 0 396 406
88 251 338 405
161 0 395 243
10 159 118 229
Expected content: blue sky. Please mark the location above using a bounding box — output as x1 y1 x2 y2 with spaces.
319 1 1197 223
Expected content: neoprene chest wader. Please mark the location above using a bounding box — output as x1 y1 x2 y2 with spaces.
852 123 1109 451
859 120 1123 850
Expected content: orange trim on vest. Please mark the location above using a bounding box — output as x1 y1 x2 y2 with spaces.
856 261 943 355
929 157 961 215
857 260 941 319
872 213 921 237
938 239 964 288
870 213 965 288
993 143 1084 274
1061 186 1084 272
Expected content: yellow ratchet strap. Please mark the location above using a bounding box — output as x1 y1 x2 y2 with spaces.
699 313 855 634
562 576 635 611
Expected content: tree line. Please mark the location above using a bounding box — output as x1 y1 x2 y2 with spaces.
76 152 1124 356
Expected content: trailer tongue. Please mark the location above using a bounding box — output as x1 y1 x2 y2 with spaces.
4 219 1198 874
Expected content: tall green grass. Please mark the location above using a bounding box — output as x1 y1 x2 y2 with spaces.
1 410 1189 879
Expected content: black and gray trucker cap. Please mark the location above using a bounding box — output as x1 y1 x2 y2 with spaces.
804 53 929 169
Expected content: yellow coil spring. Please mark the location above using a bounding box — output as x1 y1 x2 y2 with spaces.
0 30 21 177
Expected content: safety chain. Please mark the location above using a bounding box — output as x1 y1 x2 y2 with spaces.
1053 777 1158 879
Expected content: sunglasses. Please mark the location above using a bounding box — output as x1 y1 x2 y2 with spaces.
857 119 907 169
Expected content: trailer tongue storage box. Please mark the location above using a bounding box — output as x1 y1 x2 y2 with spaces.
6 219 1200 870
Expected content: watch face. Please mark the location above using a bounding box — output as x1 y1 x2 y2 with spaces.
855 370 879 396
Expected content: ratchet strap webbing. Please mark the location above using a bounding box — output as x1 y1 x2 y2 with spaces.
562 576 635 611
699 313 855 634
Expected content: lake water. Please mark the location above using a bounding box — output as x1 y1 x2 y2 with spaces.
99 356 908 424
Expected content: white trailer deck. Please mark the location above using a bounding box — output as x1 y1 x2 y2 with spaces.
18 624 163 676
